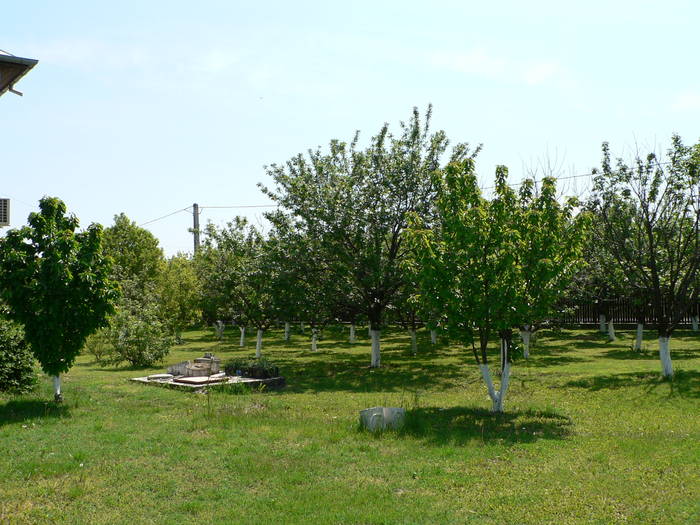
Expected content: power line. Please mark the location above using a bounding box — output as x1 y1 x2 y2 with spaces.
139 207 191 227
200 205 276 209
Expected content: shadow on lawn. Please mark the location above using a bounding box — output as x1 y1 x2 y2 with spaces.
0 399 70 427
398 406 572 445
274 347 468 394
564 370 700 398
601 348 699 361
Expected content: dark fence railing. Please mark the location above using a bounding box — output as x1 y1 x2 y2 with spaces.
556 299 700 327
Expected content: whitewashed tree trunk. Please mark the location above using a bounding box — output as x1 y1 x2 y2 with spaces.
255 329 263 358
607 321 616 341
370 329 381 367
284 322 290 342
692 316 699 332
368 325 372 337
311 329 318 352
430 329 437 345
599 314 606 333
349 324 356 343
659 336 673 378
300 321 304 333
520 327 532 359
409 329 417 355
479 363 511 413
239 326 245 347
633 323 644 350
53 375 62 401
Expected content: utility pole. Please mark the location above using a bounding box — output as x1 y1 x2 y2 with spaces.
192 203 200 253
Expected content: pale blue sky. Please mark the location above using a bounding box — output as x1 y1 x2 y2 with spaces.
2 1 699 255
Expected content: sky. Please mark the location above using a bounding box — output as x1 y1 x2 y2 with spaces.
2 1 699 255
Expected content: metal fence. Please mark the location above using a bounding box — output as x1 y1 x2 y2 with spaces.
556 299 700 327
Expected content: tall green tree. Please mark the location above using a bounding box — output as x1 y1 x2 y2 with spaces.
515 178 589 356
199 218 280 357
590 136 700 377
407 161 586 412
0 197 118 400
102 213 164 292
157 253 201 342
261 106 475 367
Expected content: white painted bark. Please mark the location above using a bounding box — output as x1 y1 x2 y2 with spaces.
409 329 417 355
599 314 606 333
256 329 263 358
349 324 356 344
370 329 381 367
634 323 644 351
52 375 62 400
300 321 304 333
284 322 290 342
659 336 673 378
520 328 531 359
692 316 699 332
311 329 318 352
607 321 616 341
239 326 245 347
479 363 511 413
368 325 372 337
430 330 437 345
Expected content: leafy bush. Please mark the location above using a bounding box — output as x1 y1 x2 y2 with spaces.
224 357 280 379
107 305 173 367
0 317 38 394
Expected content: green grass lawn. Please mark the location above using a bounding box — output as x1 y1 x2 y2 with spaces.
1 326 699 524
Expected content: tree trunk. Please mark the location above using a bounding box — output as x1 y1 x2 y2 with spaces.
520 326 532 359
430 329 437 345
409 329 417 355
370 330 381 367
658 336 673 378
633 323 644 351
479 363 511 413
368 325 372 337
284 322 290 342
599 313 606 333
300 321 304 334
607 320 616 341
255 329 263 358
692 315 699 332
53 375 62 402
349 323 356 344
311 329 318 352
239 326 245 347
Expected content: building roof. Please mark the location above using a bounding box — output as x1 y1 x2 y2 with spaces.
0 51 38 97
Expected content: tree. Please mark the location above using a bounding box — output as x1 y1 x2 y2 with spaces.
0 197 118 400
590 136 700 377
102 213 164 292
515 178 589 356
261 106 473 367
157 254 201 342
407 161 586 412
199 218 280 357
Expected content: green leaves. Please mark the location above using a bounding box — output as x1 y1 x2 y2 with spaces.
0 197 119 377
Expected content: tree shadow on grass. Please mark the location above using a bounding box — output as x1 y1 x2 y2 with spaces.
272 350 468 394
601 348 700 361
564 370 700 398
523 355 591 368
398 406 573 445
0 399 70 427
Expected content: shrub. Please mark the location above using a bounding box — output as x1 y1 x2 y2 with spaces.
0 317 38 394
224 357 280 379
95 299 173 367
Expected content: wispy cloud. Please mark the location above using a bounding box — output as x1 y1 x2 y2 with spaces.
427 48 563 86
672 91 700 111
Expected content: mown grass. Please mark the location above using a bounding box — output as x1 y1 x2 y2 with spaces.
1 326 699 524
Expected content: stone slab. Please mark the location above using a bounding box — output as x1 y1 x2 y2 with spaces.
130 375 286 392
